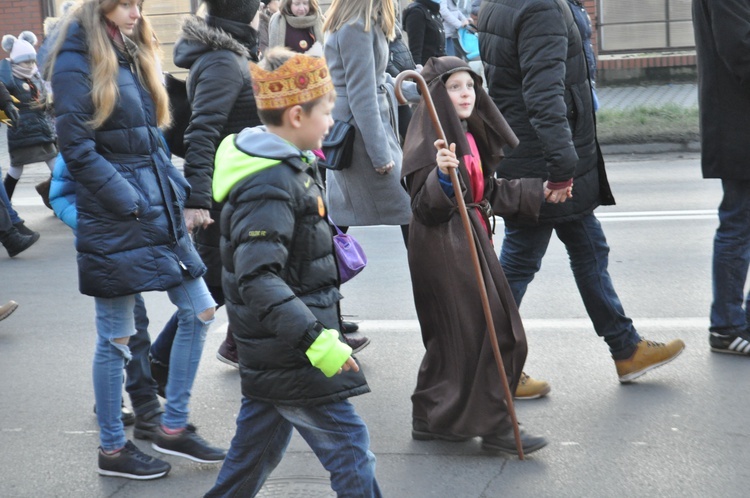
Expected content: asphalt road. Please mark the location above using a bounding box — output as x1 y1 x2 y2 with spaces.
2 151 749 497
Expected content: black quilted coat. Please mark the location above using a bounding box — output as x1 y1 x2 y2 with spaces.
173 15 263 287
479 0 614 224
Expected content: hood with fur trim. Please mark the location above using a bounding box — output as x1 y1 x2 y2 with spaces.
173 16 255 70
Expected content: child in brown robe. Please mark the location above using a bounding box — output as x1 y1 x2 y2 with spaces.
402 56 562 455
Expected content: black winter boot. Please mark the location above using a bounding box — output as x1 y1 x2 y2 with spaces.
134 404 164 441
3 174 18 200
13 221 38 237
1 227 40 257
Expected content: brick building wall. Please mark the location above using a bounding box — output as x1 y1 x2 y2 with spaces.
0 1 45 48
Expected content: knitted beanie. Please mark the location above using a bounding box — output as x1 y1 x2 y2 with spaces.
204 0 261 23
2 31 38 64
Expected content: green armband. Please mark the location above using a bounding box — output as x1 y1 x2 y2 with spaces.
305 328 352 377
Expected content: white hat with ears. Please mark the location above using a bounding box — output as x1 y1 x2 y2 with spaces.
2 31 39 64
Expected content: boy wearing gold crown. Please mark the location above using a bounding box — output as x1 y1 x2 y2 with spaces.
204 47 381 497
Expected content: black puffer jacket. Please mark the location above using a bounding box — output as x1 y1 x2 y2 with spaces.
215 128 369 406
403 0 446 66
0 61 56 152
479 0 613 224
173 15 263 287
52 21 205 298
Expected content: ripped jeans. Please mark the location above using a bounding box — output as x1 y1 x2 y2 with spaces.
93 277 216 451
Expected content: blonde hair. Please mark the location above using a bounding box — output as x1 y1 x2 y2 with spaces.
323 0 395 40
45 0 170 129
280 0 320 16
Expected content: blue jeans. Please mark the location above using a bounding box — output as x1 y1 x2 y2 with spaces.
710 179 750 335
93 294 138 451
205 398 381 498
93 278 215 451
161 277 216 429
151 283 225 365
445 36 456 56
500 213 641 356
0 165 21 227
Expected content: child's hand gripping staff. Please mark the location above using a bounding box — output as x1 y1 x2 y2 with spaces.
394 69 525 460
305 327 360 377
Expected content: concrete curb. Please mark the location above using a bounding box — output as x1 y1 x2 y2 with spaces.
601 140 701 155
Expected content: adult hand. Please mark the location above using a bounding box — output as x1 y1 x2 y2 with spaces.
435 139 459 175
375 161 395 175
336 356 360 375
184 207 214 232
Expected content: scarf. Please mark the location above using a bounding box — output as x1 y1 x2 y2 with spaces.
268 11 324 51
12 62 38 80
104 18 127 55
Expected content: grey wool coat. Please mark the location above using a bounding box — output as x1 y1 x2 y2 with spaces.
324 19 413 226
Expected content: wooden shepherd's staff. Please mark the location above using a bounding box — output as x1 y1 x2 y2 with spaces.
394 70 525 459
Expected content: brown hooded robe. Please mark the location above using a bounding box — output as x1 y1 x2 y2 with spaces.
402 57 544 437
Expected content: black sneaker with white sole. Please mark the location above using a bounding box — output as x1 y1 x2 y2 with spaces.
710 331 750 355
152 424 226 463
98 440 171 480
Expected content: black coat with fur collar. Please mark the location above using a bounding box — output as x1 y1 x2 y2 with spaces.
173 15 263 287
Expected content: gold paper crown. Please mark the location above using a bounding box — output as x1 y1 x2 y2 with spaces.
250 54 333 111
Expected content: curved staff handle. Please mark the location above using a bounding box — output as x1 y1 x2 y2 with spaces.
394 70 525 460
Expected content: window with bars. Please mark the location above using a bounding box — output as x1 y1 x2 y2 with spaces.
597 0 694 53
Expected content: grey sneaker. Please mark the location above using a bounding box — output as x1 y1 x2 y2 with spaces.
98 440 170 480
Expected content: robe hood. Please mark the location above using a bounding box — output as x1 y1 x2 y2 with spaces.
401 56 519 193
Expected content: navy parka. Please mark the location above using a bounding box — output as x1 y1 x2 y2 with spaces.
52 22 205 298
